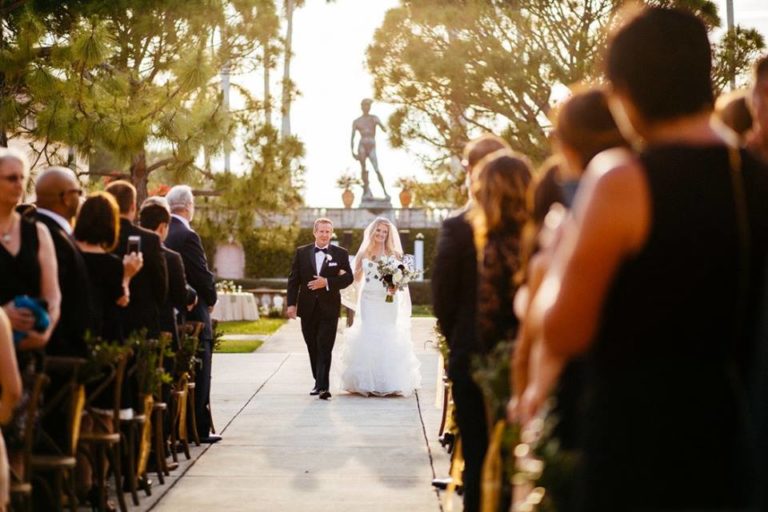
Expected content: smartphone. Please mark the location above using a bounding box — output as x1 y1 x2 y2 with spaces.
127 235 141 254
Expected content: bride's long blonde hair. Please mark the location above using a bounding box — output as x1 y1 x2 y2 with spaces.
354 218 403 277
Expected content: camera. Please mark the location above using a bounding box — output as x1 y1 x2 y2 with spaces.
127 235 141 254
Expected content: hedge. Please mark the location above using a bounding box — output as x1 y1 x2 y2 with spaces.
208 227 440 279
221 277 434 306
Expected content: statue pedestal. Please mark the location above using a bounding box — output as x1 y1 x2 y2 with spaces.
358 196 392 212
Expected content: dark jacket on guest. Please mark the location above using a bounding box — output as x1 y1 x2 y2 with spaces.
165 216 216 340
36 212 90 358
113 218 168 338
161 246 197 341
432 209 478 379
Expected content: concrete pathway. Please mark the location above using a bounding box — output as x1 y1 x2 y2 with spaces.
146 317 456 512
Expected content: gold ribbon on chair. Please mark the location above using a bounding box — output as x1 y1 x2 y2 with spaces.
481 419 507 512
444 436 465 512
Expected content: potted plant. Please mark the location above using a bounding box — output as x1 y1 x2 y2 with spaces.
336 172 362 208
394 176 417 208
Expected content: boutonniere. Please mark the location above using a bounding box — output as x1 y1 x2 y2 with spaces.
325 253 333 262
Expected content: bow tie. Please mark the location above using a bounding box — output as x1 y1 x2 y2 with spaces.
314 247 328 254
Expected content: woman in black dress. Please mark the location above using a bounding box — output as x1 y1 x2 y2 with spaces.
522 8 768 511
0 148 60 353
468 151 532 511
0 149 60 470
73 192 142 503
74 192 142 343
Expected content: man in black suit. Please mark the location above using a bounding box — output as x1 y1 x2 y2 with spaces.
432 134 509 512
34 167 90 358
138 198 197 343
105 180 168 339
164 185 220 442
287 218 354 400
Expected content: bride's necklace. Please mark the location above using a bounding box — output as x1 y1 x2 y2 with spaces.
0 215 15 244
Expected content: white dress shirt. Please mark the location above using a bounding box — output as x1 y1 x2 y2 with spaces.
314 245 330 290
37 208 73 235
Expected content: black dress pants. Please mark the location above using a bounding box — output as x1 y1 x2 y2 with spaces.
451 371 488 512
195 338 213 436
300 313 338 391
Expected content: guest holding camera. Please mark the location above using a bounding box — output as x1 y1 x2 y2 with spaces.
105 180 168 338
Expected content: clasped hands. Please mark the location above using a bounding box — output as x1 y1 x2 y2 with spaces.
307 275 328 291
307 269 346 291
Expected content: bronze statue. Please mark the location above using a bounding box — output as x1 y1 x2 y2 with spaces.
351 99 390 199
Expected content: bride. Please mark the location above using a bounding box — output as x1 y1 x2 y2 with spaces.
340 217 421 396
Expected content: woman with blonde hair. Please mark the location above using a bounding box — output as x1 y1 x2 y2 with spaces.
340 217 421 396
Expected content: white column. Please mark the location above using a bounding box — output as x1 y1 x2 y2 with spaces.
414 233 424 280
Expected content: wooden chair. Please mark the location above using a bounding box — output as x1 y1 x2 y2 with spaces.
182 322 203 446
29 357 87 512
78 352 130 512
169 372 191 462
149 331 173 485
120 359 152 506
9 373 48 512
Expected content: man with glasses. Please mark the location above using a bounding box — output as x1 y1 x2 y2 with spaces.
34 167 90 358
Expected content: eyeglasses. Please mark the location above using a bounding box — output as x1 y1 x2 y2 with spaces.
0 174 24 183
59 188 83 199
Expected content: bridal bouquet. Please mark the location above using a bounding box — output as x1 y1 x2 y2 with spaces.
372 254 421 303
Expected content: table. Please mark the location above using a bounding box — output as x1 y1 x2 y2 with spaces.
211 292 260 322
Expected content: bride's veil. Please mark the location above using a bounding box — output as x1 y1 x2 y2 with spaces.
341 217 412 325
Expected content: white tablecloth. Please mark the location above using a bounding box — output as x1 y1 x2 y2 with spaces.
212 292 260 322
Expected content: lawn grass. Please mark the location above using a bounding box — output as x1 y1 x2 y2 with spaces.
411 304 434 317
215 339 264 353
215 318 286 336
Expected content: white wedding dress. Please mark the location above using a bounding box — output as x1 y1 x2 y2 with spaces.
340 258 421 396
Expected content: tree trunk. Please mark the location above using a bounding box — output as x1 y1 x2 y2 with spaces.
131 150 150 207
264 42 272 125
281 0 293 139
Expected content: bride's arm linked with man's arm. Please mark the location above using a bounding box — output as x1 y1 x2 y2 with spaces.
324 247 354 292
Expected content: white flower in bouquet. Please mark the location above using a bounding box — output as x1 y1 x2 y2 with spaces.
374 254 422 303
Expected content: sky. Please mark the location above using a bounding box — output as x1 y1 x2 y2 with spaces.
228 0 768 209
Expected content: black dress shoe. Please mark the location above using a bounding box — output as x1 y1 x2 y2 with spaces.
309 388 320 396
431 477 452 490
200 434 223 443
319 390 331 400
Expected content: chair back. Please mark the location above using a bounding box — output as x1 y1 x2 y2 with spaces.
84 349 130 433
16 373 48 483
175 372 190 439
40 356 87 456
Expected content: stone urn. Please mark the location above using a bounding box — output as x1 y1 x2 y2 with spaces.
399 188 413 208
342 188 354 208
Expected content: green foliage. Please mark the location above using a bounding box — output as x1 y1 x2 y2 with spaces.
369 0 765 209
129 332 173 397
0 0 286 203
174 331 200 377
80 331 132 385
233 227 439 279
216 318 286 336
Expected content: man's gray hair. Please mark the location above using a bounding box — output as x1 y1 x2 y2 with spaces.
0 147 29 176
141 195 171 212
165 185 194 212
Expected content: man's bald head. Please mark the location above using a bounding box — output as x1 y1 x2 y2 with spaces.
35 166 81 219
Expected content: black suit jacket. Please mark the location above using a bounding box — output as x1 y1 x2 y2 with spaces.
36 212 90 357
161 246 195 338
432 209 478 379
287 244 354 320
165 216 216 340
114 218 168 337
